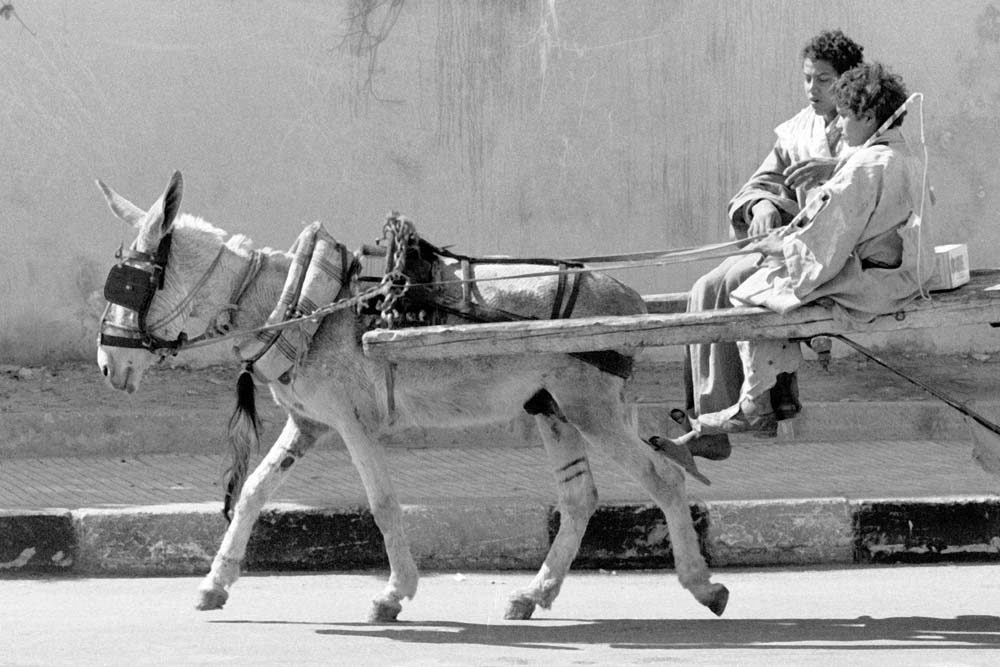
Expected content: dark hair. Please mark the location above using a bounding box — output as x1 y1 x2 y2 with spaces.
833 62 909 128
801 29 864 74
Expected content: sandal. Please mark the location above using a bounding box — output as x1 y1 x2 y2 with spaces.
646 436 711 486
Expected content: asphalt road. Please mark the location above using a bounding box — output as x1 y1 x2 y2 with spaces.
4 565 1000 666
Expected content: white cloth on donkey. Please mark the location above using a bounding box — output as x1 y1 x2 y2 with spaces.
236 221 346 383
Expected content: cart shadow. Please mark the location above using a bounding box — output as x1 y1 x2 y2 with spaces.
306 615 1000 650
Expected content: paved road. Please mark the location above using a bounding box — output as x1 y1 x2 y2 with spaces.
4 565 1000 666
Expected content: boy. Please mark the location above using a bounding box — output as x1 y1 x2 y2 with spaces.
667 62 933 466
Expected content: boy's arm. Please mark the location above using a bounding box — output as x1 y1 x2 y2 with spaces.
779 157 884 296
727 140 800 239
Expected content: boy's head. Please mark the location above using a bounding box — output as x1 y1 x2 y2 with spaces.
801 30 865 120
801 30 864 75
833 62 909 146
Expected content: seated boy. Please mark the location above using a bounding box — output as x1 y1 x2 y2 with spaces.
660 62 934 469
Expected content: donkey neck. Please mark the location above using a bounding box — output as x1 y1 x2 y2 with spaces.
229 247 293 332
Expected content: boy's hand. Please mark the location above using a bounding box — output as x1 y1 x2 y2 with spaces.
743 230 786 257
747 200 782 237
784 157 837 190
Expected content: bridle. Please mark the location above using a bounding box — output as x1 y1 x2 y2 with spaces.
99 234 226 355
99 227 379 360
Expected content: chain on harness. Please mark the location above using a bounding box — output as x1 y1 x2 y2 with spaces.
374 213 416 329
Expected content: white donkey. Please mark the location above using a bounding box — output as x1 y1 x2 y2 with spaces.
95 171 728 621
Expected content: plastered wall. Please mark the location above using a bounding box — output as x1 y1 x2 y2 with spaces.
3 1 999 364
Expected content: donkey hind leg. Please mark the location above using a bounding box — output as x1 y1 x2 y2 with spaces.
559 398 729 617
196 415 323 611
506 390 598 620
337 421 419 623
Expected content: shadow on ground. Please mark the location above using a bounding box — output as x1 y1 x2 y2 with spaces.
215 615 1000 650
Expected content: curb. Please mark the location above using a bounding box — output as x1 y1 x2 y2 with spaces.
4 496 1000 576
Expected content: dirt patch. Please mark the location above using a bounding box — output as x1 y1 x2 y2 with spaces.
1 361 239 415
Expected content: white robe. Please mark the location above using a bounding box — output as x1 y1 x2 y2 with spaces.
731 127 934 324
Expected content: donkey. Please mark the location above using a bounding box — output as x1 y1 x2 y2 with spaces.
95 171 728 621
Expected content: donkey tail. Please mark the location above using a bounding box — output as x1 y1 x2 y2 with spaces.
223 363 261 522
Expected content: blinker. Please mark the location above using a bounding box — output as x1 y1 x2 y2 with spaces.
104 263 158 313
99 233 181 353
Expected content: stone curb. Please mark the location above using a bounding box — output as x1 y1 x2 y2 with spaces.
4 496 1000 576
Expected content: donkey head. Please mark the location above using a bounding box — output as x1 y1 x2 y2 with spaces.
96 171 185 393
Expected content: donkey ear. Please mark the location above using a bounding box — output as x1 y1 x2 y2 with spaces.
145 170 184 236
161 170 184 230
96 179 146 227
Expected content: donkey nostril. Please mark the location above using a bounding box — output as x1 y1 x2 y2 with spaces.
102 366 109 377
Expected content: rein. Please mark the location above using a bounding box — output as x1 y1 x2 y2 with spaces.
101 229 764 357
392 235 765 293
181 281 389 353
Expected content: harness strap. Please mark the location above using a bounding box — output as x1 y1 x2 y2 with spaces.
147 244 226 330
201 250 266 337
231 251 265 311
461 259 472 310
560 270 582 318
98 332 183 351
384 362 396 417
550 265 568 319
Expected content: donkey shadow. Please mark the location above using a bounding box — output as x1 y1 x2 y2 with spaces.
310 615 1000 650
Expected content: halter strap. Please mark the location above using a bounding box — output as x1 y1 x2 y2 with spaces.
147 244 226 330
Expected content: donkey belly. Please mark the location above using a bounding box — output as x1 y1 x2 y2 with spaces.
391 356 550 429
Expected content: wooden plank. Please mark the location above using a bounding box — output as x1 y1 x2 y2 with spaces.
362 269 1000 362
643 292 687 314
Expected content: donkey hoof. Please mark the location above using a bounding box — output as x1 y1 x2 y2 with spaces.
369 598 402 623
504 596 536 620
196 587 229 611
704 584 729 617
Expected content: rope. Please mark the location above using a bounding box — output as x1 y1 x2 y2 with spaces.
564 235 765 263
388 234 768 292
832 334 1000 436
170 234 765 352
178 282 389 352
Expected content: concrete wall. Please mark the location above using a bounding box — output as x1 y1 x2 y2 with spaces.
3 0 1000 364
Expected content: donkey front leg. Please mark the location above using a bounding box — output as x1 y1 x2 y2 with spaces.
196 415 324 611
506 391 598 620
338 421 419 622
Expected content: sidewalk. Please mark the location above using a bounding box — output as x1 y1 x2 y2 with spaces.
3 357 1000 575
